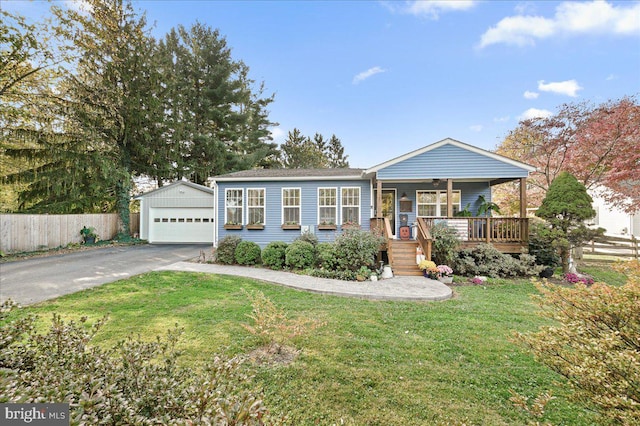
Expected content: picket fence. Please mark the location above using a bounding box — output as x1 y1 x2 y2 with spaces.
0 213 140 254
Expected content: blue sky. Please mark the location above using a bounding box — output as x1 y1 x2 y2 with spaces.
5 0 640 168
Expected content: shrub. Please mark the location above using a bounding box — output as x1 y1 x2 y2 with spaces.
216 235 241 264
515 261 640 425
430 222 460 265
333 228 384 272
241 289 324 351
452 243 541 278
0 307 273 425
528 220 561 267
285 240 316 270
262 241 288 270
235 241 262 265
305 268 357 281
295 230 318 247
315 242 337 269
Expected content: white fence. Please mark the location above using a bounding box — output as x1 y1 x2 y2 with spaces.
0 213 140 253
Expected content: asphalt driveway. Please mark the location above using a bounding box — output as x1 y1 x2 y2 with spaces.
0 244 210 305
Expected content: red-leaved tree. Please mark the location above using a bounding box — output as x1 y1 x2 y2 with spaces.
495 96 639 214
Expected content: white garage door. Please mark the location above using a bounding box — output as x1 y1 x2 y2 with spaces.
149 208 214 243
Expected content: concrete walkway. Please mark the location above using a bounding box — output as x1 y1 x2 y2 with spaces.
156 262 453 302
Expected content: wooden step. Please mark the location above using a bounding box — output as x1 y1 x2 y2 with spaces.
389 240 423 276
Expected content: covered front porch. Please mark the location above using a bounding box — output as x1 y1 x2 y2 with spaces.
363 139 535 275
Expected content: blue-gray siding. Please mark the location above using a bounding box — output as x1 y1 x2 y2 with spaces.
216 179 371 247
377 144 530 180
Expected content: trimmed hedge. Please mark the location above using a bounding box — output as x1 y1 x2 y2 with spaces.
262 241 288 270
235 241 262 265
285 240 315 270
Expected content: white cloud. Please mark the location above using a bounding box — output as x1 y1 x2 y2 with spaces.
64 0 92 13
479 1 640 48
270 127 285 143
519 108 553 120
606 74 618 81
524 90 539 99
405 0 477 19
538 79 583 97
493 115 510 123
470 124 483 132
352 66 386 84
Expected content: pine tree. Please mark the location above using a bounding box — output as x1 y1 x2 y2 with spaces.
536 171 598 272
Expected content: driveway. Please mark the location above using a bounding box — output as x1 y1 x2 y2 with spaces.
0 244 209 305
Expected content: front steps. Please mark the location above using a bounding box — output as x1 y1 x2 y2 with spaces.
389 240 423 276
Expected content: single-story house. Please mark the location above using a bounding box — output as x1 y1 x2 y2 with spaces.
135 180 215 244
211 138 536 275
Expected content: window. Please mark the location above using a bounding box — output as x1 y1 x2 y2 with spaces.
247 188 265 225
282 188 301 225
225 189 243 224
341 187 360 224
417 190 461 217
318 188 337 225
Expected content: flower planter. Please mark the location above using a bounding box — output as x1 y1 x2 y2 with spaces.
246 224 265 230
224 224 243 230
438 276 453 284
281 224 301 230
318 224 337 231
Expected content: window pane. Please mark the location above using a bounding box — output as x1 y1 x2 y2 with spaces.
342 207 359 223
226 208 242 224
248 208 264 224
319 207 336 223
418 205 437 216
283 208 299 224
418 192 436 204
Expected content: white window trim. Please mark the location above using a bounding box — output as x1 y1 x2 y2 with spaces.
416 190 461 217
281 187 302 225
341 186 361 225
317 187 337 225
225 188 244 225
247 188 266 225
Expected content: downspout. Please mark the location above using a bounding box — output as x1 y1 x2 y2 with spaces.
212 180 218 248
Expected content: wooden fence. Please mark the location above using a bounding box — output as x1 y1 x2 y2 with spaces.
580 235 639 260
0 213 140 254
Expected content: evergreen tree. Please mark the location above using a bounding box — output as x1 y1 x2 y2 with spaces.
279 129 349 168
157 23 276 184
326 135 349 168
535 171 599 272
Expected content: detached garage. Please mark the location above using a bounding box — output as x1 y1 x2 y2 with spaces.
135 181 214 244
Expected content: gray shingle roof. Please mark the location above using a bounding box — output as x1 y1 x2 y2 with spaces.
214 168 365 180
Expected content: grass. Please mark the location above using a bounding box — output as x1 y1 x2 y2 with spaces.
4 271 603 425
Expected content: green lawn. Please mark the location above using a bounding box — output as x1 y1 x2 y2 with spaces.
6 271 599 425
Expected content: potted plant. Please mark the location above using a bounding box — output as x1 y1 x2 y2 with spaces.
224 221 243 230
436 264 454 284
418 260 438 279
80 226 98 244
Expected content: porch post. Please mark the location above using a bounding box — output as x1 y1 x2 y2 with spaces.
520 177 528 242
519 178 527 218
446 178 453 217
376 178 382 218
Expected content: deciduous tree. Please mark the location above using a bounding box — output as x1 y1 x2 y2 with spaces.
495 96 640 214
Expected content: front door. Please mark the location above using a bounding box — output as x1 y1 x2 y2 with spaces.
375 189 396 238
